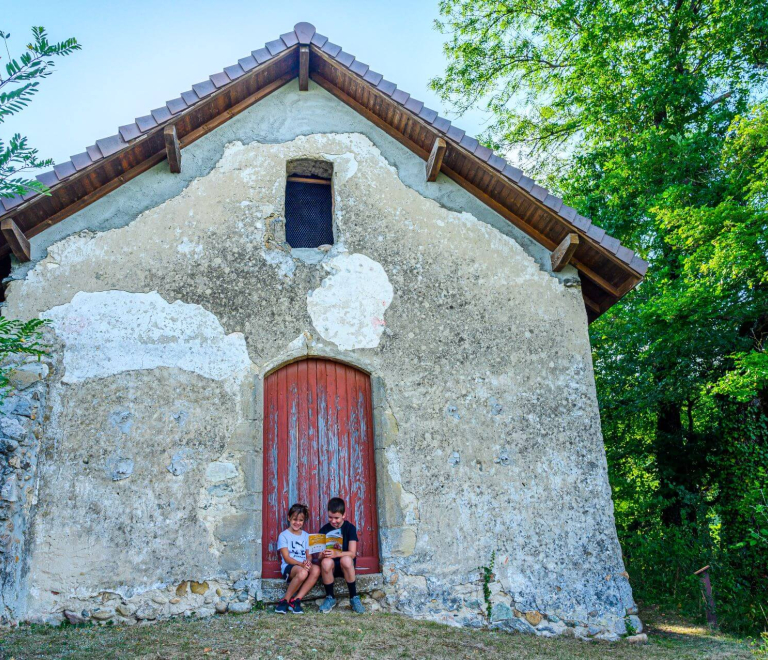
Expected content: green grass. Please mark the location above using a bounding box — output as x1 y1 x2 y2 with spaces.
0 604 754 659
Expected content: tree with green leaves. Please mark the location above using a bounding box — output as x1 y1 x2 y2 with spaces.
0 26 80 199
432 0 768 631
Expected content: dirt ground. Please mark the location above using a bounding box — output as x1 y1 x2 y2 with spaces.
0 604 754 659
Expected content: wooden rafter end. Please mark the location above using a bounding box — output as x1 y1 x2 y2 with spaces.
551 233 579 272
1 218 31 262
426 137 446 182
164 125 182 173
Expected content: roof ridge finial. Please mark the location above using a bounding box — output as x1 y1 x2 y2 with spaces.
294 22 316 45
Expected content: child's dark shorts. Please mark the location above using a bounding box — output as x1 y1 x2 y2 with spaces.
282 564 294 582
332 557 356 578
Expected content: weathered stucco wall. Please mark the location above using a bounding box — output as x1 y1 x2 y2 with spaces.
1 81 637 638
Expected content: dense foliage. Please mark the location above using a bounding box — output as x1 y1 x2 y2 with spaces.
432 0 768 633
0 26 80 199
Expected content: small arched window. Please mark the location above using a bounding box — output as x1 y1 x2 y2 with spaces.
285 159 333 248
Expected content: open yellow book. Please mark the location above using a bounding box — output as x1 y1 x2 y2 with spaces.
308 529 343 554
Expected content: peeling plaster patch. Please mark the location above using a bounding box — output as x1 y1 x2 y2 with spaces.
322 152 358 184
42 291 251 384
307 253 393 351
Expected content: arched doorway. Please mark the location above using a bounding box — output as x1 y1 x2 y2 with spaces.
261 358 380 578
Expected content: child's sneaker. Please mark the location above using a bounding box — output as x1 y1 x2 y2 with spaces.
350 595 365 614
289 598 304 614
318 595 337 613
275 599 289 614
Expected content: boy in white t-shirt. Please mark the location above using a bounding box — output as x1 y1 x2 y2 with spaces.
275 503 320 614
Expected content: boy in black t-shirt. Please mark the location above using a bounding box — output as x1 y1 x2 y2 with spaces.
317 497 365 613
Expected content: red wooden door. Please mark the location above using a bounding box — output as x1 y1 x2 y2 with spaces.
262 358 379 578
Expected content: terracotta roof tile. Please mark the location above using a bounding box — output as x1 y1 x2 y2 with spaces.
573 214 591 231
224 63 245 80
86 145 103 161
70 152 92 171
559 204 577 222
335 51 355 68
630 255 649 275
376 79 396 96
502 163 523 182
265 39 287 56
474 144 493 162
238 55 258 72
135 115 158 133
587 224 606 242
1 196 23 211
419 106 438 124
151 106 173 124
404 97 424 114
616 245 635 264
350 60 369 77
364 70 383 86
294 22 316 45
252 48 272 64
53 161 77 180
119 123 143 141
321 41 341 57
36 171 59 187
543 193 563 213
209 72 229 89
459 135 479 151
96 134 127 158
180 90 199 106
311 33 329 48
517 175 535 192
391 89 409 105
192 80 216 98
433 116 451 133
280 31 299 48
446 126 465 142
165 98 187 115
600 234 621 254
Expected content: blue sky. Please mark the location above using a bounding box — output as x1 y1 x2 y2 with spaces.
4 1 491 167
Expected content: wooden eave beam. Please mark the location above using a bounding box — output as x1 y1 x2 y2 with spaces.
426 137 446 182
551 233 579 272
1 218 30 262
164 125 181 173
299 45 309 91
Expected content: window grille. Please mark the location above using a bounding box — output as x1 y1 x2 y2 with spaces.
285 177 333 248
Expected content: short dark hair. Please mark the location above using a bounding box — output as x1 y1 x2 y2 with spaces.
288 503 309 520
327 497 345 514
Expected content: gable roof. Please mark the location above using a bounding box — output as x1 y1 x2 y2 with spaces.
0 22 646 321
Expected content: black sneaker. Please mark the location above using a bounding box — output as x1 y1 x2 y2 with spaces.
289 598 304 614
275 599 289 614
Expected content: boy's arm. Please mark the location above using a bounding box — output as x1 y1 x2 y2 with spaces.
340 539 357 559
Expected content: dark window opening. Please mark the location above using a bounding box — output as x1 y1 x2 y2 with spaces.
285 163 333 248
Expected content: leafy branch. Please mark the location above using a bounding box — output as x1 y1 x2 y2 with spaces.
0 26 80 199
0 318 49 398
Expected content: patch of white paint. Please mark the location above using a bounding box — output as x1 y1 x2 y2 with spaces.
307 253 393 351
42 290 251 383
205 462 239 482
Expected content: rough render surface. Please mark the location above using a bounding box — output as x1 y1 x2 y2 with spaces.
1 81 636 636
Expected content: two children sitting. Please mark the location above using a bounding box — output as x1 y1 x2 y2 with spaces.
275 497 365 615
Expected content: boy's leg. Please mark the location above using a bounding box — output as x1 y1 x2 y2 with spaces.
320 558 336 597
284 566 308 601
295 563 321 600
339 556 357 598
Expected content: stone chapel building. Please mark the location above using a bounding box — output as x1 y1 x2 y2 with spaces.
0 23 646 637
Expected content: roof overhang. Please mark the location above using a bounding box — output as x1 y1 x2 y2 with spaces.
0 22 646 321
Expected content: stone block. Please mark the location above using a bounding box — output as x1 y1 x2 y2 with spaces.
8 363 49 390
241 451 261 493
190 581 209 595
229 601 251 614
215 512 258 543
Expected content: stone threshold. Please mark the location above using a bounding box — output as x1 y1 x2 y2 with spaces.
261 573 383 604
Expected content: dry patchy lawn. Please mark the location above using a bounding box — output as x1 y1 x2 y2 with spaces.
0 606 753 659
